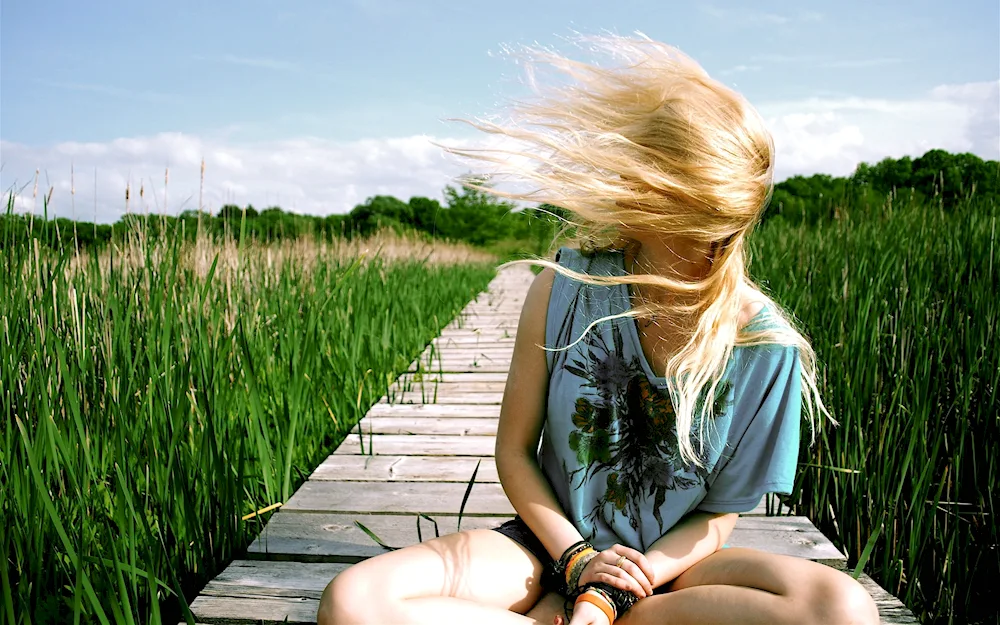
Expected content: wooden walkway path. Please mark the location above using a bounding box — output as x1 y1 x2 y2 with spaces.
188 266 917 624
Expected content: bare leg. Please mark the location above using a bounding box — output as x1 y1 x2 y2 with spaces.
600 547 881 625
318 528 556 625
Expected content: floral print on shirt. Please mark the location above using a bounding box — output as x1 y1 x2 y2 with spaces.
563 321 732 536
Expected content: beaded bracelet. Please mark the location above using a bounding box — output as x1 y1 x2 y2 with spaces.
544 540 594 596
567 550 599 591
564 547 595 581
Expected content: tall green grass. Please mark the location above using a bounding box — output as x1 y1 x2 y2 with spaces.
1 206 496 623
750 191 998 625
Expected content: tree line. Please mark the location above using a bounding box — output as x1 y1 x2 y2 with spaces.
4 149 997 251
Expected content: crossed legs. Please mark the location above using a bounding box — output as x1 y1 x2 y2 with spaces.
318 529 880 625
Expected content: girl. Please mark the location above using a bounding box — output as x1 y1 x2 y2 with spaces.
318 34 880 625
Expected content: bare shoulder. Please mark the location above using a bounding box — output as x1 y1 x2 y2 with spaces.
518 267 557 329
738 286 768 327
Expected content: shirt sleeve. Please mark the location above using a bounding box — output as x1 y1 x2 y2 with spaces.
696 345 802 513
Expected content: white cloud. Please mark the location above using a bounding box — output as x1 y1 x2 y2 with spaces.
0 133 494 223
2 81 996 223
760 80 999 178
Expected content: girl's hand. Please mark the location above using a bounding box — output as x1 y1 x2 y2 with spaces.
554 597 610 625
577 544 656 598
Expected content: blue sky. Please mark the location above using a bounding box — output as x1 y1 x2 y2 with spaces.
2 0 998 222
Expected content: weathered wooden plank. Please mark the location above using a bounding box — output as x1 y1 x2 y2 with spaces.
857 573 921 624
351 417 498 436
453 318 520 325
418 352 514 363
396 372 510 383
725 516 845 560
425 341 517 348
435 333 518 341
414 358 513 367
446 323 518 331
310 455 500 482
282 481 514 516
248 513 510 561
387 381 508 394
408 363 512 373
189 595 319 624
333 434 497 456
366 403 501 417
381 392 505 405
415 353 513 362
431 336 516 346
245 513 839 563
409 363 512 373
202 560 346 598
420 348 515 356
438 328 517 335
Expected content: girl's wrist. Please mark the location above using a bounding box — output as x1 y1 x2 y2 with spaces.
575 587 617 623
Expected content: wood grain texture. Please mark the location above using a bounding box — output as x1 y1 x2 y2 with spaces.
407 363 513 373
333 434 497 456
431 337 516 346
282 481 515 515
351 417 499 436
365 403 501 417
395 372 510 383
309 455 500 482
420 347 515 356
857 573 921 624
387 381 508 394
189 595 319 624
244 513 840 563
380 392 506 405
247 513 510 561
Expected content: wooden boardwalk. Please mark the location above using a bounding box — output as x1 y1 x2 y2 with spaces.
188 266 917 624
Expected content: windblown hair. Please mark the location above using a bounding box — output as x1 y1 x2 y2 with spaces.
447 33 833 466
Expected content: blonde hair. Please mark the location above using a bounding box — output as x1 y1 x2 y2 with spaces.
447 32 833 467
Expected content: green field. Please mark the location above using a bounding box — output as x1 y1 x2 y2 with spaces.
749 191 998 625
3 169 998 624
1 220 496 623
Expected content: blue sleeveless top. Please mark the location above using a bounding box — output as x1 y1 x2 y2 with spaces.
537 247 802 552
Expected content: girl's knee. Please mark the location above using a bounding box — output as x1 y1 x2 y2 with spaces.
805 572 880 625
318 566 383 625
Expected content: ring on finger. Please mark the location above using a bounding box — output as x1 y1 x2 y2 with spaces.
615 554 628 569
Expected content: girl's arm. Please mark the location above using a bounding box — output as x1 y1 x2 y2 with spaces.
643 511 739 588
494 267 587 561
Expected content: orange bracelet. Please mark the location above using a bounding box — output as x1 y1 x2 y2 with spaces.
576 591 616 624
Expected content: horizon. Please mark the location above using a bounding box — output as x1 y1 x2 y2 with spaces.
2 0 998 224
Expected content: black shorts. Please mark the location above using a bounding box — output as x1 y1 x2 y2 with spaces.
490 516 560 591
491 517 680 598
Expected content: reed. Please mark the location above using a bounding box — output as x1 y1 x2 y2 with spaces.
750 189 998 625
1 197 496 623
